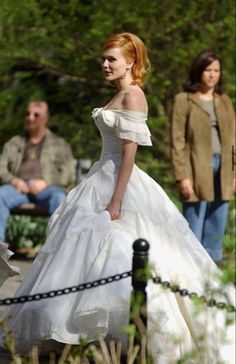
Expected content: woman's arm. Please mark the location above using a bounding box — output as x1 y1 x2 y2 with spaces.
107 88 146 220
171 93 193 199
107 140 137 220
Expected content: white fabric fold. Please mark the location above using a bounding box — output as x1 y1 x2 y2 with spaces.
92 108 152 146
0 241 20 287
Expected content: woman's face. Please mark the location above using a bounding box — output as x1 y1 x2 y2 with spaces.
102 47 131 82
201 60 221 90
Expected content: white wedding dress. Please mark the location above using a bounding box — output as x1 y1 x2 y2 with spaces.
0 108 234 363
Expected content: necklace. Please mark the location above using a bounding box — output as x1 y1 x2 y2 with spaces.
30 150 37 160
26 141 42 161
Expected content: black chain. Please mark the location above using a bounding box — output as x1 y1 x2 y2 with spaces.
152 276 236 313
1 271 235 314
0 271 132 306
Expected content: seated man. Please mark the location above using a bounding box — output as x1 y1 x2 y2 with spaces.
0 101 76 243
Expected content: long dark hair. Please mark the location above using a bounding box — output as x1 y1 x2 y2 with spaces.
183 51 224 94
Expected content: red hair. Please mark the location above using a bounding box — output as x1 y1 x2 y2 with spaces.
102 32 150 87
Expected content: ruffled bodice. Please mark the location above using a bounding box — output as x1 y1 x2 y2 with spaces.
92 108 152 161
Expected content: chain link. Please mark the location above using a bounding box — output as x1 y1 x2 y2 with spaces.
152 275 236 313
0 271 235 314
0 271 132 306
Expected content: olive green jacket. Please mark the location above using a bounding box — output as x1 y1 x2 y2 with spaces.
171 92 235 201
0 129 76 188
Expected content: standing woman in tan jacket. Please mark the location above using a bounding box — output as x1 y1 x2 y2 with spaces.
171 51 235 263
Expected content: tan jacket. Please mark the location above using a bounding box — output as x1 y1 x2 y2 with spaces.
0 129 76 188
171 92 235 201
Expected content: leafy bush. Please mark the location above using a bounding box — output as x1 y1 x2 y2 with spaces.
6 215 48 252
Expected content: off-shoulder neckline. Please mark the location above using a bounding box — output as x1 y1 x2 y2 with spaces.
96 107 147 115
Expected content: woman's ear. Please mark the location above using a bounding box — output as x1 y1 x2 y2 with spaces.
126 60 134 70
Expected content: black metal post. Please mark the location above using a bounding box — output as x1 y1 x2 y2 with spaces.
130 238 150 352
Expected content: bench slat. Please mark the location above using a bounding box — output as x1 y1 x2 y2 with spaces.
11 204 49 217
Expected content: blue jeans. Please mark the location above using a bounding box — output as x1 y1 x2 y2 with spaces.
0 184 66 242
183 154 229 262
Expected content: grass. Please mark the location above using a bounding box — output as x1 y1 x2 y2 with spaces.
0 319 153 364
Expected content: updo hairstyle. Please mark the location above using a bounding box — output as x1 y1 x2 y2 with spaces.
102 32 150 87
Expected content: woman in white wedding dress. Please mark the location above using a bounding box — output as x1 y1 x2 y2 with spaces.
0 33 235 363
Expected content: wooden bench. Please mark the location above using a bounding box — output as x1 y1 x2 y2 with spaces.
10 158 92 217
11 203 49 217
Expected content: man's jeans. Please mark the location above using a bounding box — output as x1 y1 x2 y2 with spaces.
0 184 66 242
183 154 229 262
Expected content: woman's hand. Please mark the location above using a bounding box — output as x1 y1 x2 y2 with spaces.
233 177 236 193
107 198 121 220
106 139 137 220
178 179 193 199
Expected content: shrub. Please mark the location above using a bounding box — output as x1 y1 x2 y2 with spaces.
6 215 48 252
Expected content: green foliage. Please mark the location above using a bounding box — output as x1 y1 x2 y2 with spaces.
6 215 48 251
221 201 236 282
0 0 235 173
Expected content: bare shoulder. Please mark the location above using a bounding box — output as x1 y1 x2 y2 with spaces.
123 86 148 113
